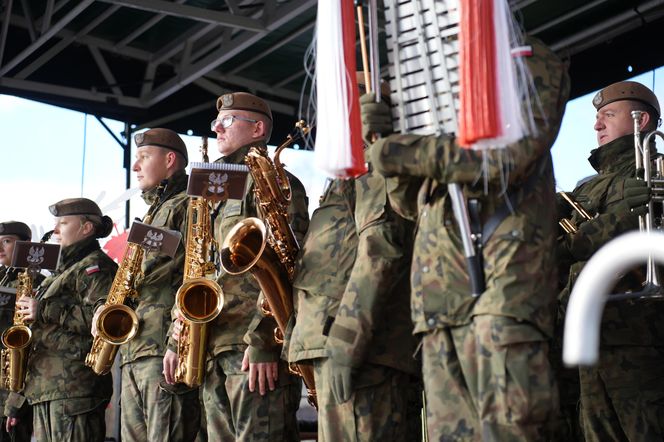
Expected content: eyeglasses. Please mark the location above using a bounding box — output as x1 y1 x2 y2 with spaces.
210 115 258 131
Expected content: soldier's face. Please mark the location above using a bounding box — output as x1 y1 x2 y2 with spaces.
0 235 18 266
52 216 91 248
213 110 264 156
594 101 636 146
133 146 170 191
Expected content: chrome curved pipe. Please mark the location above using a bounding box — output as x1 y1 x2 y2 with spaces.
563 232 664 366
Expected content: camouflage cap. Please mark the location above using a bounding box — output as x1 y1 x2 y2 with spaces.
216 92 273 121
356 71 392 102
0 221 32 241
592 81 660 117
49 198 102 217
134 128 188 165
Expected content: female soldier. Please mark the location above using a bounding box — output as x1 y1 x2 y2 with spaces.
16 199 117 442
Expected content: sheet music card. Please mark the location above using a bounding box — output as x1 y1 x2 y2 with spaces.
127 222 181 258
187 162 250 202
11 241 60 272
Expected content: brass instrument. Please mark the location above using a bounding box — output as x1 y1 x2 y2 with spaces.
631 110 664 288
1 229 54 391
221 122 318 407
1 270 34 392
559 191 594 234
85 183 166 375
174 194 224 388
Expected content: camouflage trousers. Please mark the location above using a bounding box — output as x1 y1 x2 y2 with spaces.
422 315 559 442
200 350 300 441
32 397 107 442
313 359 420 442
579 345 664 442
121 356 200 442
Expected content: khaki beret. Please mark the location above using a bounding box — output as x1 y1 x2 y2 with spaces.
0 221 32 241
593 81 660 117
134 128 188 165
49 198 102 217
356 71 392 102
216 92 272 121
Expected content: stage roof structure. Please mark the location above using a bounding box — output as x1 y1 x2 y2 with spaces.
1 0 664 143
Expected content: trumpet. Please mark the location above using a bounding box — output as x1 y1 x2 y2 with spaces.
558 191 594 234
631 110 664 288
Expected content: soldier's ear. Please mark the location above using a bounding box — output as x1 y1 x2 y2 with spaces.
639 111 652 131
254 120 266 139
164 150 177 169
80 219 94 236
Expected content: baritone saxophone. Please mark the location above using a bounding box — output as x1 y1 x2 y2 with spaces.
221 121 318 408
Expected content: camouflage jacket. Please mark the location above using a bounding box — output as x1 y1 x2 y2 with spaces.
120 169 189 365
24 237 116 404
288 178 358 363
558 134 664 347
324 154 419 374
369 41 570 338
204 143 309 362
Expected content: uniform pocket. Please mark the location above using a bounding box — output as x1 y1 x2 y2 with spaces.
476 315 554 426
63 397 107 416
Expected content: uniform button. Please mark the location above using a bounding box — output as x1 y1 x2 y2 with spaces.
422 210 427 217
511 230 519 237
444 220 452 226
422 266 429 273
427 318 436 326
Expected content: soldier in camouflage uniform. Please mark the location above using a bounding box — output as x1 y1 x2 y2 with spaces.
112 128 200 441
165 92 308 441
556 81 664 441
0 221 37 442
362 37 570 440
13 199 116 441
287 75 421 441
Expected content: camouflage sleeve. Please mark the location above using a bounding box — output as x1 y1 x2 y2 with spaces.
38 265 115 336
325 214 412 368
3 391 26 418
369 127 557 187
242 172 310 362
369 51 570 186
558 208 640 263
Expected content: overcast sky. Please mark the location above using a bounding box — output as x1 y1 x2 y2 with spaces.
1 66 662 242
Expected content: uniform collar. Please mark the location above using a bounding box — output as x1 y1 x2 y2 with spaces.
217 141 267 165
141 169 188 206
588 134 636 174
57 236 100 271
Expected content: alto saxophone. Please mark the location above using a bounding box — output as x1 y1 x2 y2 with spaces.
1 230 54 391
85 182 166 375
173 196 224 387
221 122 318 408
1 270 34 392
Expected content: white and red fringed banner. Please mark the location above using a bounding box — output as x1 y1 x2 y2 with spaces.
458 0 527 149
313 0 367 178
